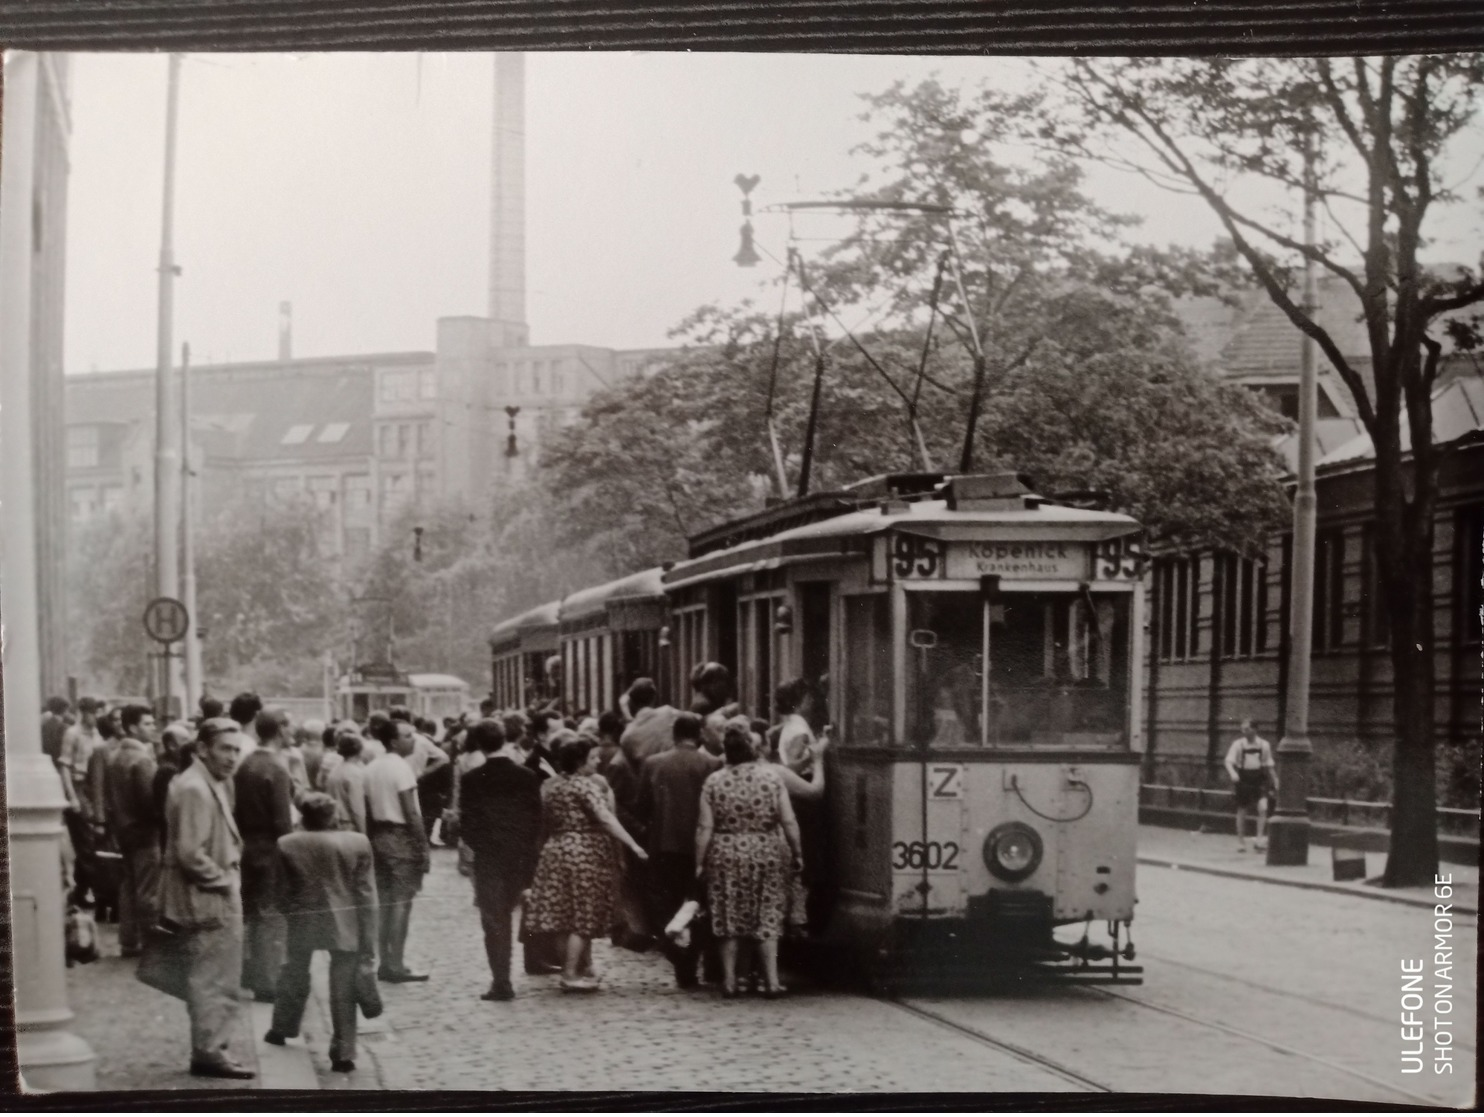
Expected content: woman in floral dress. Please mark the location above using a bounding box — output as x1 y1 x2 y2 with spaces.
695 722 802 997
524 733 648 991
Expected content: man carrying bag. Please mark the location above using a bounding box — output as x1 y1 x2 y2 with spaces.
150 717 255 1080
264 792 379 1073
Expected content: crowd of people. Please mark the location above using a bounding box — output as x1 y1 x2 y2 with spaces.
39 661 830 1081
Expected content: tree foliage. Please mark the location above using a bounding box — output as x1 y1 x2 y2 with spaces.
1053 55 1484 885
67 493 346 699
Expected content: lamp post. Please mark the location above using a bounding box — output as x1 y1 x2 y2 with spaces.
1268 96 1318 867
0 50 98 1090
153 52 186 718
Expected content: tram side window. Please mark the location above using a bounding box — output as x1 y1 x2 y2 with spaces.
842 594 893 748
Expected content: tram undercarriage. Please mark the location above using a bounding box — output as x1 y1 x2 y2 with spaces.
806 898 1143 992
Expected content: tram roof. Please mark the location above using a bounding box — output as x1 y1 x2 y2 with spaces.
489 599 561 648
663 498 1140 589
407 672 468 690
559 566 667 625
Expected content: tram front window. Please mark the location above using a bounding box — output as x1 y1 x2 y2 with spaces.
906 589 1131 749
907 592 984 747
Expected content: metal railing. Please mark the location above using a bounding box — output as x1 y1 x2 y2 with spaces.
1140 783 1482 835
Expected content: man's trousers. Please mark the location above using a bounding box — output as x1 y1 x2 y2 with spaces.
118 842 162 953
272 934 359 1064
185 909 244 1061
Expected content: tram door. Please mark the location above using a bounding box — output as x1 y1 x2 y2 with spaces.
798 582 832 732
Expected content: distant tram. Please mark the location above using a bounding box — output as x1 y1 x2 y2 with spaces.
335 665 472 724
487 471 1148 985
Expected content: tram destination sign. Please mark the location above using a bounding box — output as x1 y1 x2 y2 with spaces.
886 535 1145 582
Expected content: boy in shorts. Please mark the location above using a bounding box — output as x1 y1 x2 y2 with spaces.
1223 718 1277 852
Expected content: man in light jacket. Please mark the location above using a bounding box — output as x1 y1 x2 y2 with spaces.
265 792 377 1073
161 718 253 1080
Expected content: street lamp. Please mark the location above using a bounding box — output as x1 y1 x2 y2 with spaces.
1268 89 1319 867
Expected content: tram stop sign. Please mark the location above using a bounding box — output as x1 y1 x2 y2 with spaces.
143 596 190 644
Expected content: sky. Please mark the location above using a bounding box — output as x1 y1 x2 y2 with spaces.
63 52 1484 374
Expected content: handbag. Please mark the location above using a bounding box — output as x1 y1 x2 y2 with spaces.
354 956 383 1019
136 921 190 1001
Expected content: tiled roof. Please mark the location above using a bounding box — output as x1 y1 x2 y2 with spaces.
1173 264 1475 376
64 352 433 464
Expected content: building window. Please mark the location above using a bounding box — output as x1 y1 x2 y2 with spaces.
69 487 96 521
317 422 350 444
532 361 543 394
416 467 436 494
1457 503 1482 650
1218 553 1264 659
1174 559 1190 659
308 475 337 509
67 425 99 469
418 370 437 399
379 370 416 403
100 485 125 515
345 474 372 517
344 527 371 561
377 425 394 458
1156 554 1201 664
280 424 314 445
396 423 412 459
271 477 301 502
416 421 433 459
1360 522 1390 648
381 472 409 510
1313 527 1345 651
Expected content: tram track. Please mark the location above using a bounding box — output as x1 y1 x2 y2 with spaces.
1132 948 1476 1048
1081 984 1447 1106
885 997 1115 1092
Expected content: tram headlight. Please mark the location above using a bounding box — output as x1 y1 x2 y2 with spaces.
983 821 1043 883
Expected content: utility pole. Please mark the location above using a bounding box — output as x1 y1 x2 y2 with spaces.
181 340 203 710
153 52 185 717
1268 97 1317 866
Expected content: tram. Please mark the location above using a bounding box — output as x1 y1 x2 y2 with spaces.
557 567 672 714
663 470 1146 985
335 666 472 723
489 600 561 710
485 470 1147 985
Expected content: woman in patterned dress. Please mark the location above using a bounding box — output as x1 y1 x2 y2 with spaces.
524 733 648 991
695 723 802 997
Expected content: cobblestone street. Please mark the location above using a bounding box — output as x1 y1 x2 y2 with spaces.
346 849 1077 1093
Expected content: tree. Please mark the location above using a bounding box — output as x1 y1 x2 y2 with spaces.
813 78 1249 473
67 492 350 700
537 291 1289 565
1055 55 1484 885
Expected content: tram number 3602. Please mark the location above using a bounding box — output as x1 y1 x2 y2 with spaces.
892 841 961 871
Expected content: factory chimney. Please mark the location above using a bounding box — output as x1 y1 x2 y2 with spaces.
278 300 292 362
489 53 529 347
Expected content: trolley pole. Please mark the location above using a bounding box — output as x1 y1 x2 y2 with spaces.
1268 106 1317 867
153 52 186 718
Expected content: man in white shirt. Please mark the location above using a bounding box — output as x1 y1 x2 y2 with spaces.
1224 718 1278 853
364 719 431 981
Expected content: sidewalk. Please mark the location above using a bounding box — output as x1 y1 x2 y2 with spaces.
61 920 317 1094
1137 824 1479 915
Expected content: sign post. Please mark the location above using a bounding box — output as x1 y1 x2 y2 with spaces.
144 596 190 720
